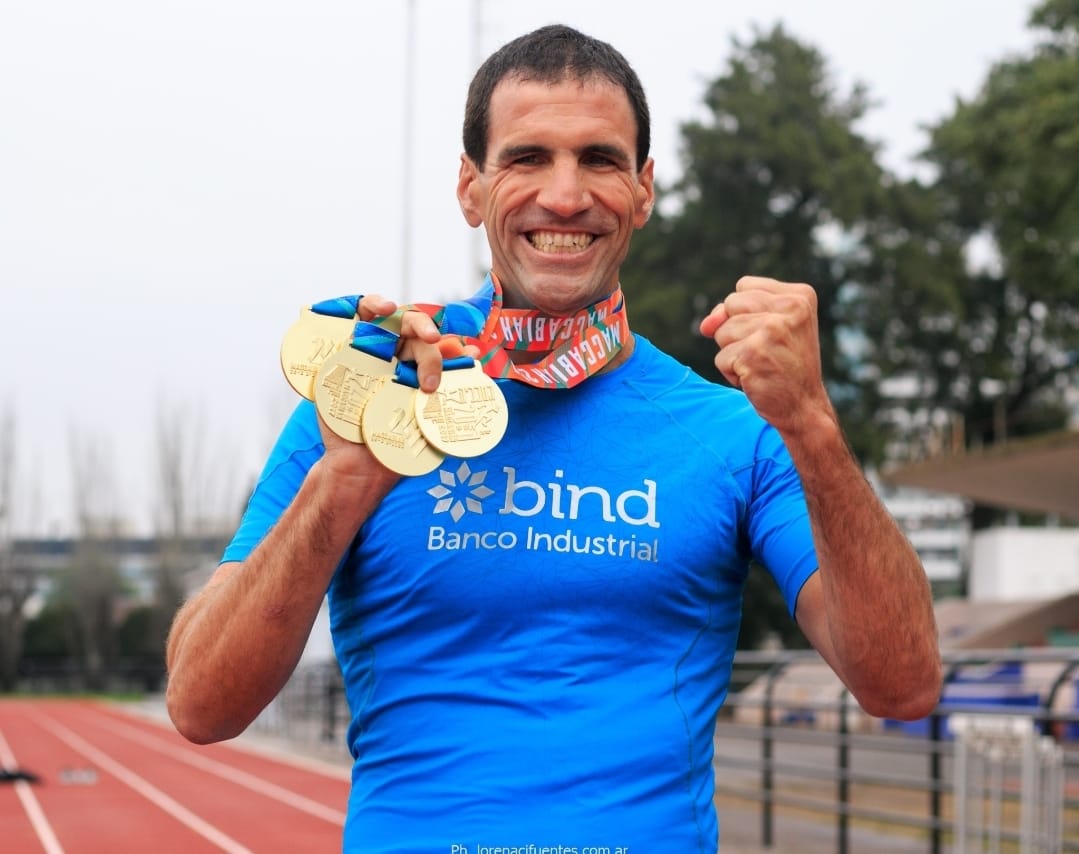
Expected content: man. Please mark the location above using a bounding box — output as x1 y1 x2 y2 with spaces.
166 24 941 852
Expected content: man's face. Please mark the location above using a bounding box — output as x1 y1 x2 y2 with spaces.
457 75 655 315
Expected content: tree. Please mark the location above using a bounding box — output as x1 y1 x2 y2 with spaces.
22 602 78 660
860 0 1079 468
115 605 167 692
0 405 35 691
621 26 900 649
67 430 126 691
623 24 892 463
150 400 240 665
737 564 808 651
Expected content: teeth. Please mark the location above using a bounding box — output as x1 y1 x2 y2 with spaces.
528 231 594 253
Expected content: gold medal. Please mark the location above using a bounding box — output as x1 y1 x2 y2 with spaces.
361 381 444 475
414 365 509 457
280 309 357 400
313 348 394 443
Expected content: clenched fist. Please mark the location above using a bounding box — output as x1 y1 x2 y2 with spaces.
699 276 833 437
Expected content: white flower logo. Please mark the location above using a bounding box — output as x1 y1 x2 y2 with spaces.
426 462 494 522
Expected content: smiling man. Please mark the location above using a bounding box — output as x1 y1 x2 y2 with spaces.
165 25 942 853
458 73 654 319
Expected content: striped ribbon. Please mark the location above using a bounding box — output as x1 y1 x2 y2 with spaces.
309 274 629 390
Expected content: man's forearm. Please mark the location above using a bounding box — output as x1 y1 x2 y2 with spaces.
785 408 942 719
166 456 395 743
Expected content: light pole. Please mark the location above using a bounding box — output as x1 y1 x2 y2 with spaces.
469 0 486 282
401 0 417 302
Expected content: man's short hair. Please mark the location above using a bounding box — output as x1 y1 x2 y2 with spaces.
463 24 651 172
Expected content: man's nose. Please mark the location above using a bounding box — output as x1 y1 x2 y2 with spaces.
536 160 591 218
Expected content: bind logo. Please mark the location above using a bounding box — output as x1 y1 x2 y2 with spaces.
427 464 659 528
425 463 662 561
500 467 658 527
426 462 494 522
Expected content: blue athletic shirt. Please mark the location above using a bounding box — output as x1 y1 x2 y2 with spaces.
223 335 818 853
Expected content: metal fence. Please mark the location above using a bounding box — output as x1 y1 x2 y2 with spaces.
251 659 349 751
717 648 1079 853
951 713 1064 852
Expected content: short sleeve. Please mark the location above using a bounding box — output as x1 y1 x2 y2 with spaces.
220 400 325 564
745 426 819 617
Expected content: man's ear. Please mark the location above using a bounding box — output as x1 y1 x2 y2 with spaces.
457 155 484 228
634 157 656 229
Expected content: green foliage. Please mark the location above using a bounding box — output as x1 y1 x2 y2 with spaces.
621 4 1079 634
22 604 78 659
22 598 167 691
1028 0 1079 36
626 4 1078 476
737 564 809 651
622 26 900 646
115 606 163 659
623 24 891 463
862 0 1079 452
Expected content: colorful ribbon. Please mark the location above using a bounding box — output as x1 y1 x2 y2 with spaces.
309 274 629 390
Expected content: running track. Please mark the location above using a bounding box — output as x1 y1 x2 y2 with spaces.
0 698 351 853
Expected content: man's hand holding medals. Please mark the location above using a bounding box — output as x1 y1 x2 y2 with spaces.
279 274 629 477
279 291 507 477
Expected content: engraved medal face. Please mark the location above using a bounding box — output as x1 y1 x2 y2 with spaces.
313 348 393 443
280 309 357 400
414 365 509 458
360 381 444 475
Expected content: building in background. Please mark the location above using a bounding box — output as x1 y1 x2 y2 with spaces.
872 472 969 598
884 427 1079 647
968 527 1079 602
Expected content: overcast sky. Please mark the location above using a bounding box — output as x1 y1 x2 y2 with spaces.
1 0 1040 537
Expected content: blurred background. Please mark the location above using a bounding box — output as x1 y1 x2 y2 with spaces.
1 0 1077 711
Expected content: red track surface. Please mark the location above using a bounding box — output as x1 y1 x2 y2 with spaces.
0 698 351 853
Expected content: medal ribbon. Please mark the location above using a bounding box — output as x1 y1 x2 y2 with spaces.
310 296 361 318
348 320 399 362
393 356 476 388
308 273 629 390
430 274 630 389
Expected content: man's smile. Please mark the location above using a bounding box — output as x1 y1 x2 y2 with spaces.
526 230 596 253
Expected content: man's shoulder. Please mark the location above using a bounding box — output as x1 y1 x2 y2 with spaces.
260 399 325 477
626 335 755 408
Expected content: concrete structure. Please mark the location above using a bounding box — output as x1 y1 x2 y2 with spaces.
731 432 1079 733
10 534 228 614
883 428 1079 636
968 527 1079 602
883 428 1079 522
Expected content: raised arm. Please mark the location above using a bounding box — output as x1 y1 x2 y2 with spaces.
700 277 942 720
165 445 398 743
166 301 462 743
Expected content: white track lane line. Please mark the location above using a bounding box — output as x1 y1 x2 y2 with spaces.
92 714 346 824
0 726 65 854
38 717 253 854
